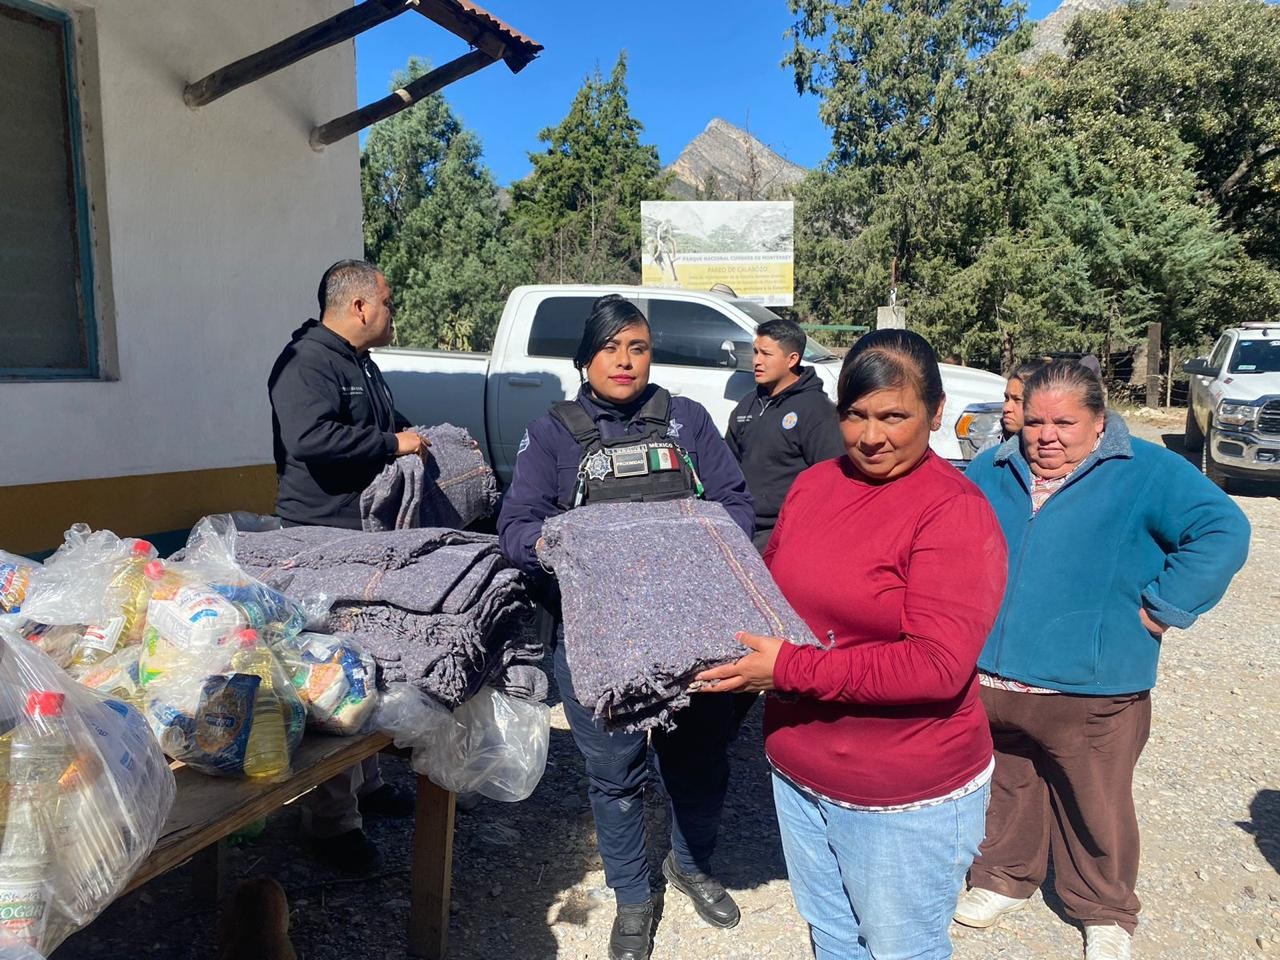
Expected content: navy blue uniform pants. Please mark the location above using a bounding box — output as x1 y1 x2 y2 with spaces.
552 639 738 905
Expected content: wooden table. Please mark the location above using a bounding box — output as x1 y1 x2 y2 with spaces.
122 732 456 959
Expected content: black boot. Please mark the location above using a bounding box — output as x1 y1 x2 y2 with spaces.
662 852 740 929
358 783 415 818
608 900 654 960
308 828 383 874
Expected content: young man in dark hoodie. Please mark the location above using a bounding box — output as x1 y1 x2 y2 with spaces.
268 259 422 872
725 318 844 553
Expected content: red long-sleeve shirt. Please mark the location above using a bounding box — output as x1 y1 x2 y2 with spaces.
764 452 1007 807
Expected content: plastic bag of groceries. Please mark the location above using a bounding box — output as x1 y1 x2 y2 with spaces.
75 645 145 710
0 624 174 956
376 684 549 802
171 518 358 737
0 551 39 618
139 603 304 781
15 625 81 673
274 632 379 735
18 526 156 635
21 625 145 698
174 516 326 646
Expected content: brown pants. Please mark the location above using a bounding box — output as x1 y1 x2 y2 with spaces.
970 685 1152 933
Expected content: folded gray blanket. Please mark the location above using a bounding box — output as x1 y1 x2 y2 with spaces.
539 499 820 732
236 526 542 709
361 424 499 532
234 526 500 612
329 568 538 708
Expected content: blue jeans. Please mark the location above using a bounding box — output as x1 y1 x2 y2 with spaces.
554 639 738 904
772 772 990 960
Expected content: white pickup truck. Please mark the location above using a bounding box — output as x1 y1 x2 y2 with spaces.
375 285 1006 486
1182 321 1280 490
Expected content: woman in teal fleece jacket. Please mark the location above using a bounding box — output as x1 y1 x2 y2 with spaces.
955 361 1249 960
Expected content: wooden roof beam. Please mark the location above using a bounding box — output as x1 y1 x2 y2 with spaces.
411 0 523 71
184 0 418 109
310 48 495 148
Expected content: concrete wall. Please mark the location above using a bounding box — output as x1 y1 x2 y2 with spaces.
0 0 363 488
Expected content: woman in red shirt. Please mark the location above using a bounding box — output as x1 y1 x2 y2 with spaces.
698 329 1008 960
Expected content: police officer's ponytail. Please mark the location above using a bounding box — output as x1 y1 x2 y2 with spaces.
573 295 650 375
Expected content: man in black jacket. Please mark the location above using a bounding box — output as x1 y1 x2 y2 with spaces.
725 318 844 553
270 260 428 527
268 259 422 872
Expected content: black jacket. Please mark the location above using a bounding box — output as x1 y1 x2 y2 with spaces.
268 319 408 529
724 366 844 549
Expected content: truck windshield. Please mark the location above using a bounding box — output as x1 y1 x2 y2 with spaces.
731 300 838 363
1229 339 1280 374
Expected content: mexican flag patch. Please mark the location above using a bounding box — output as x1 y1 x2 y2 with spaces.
648 447 679 471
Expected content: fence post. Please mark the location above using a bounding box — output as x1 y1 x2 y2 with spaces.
1146 322 1162 409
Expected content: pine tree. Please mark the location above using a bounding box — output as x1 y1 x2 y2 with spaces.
788 0 1270 366
361 59 530 351
510 53 669 283
786 0 1033 341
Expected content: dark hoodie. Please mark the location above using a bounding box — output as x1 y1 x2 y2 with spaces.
268 319 408 529
725 366 844 550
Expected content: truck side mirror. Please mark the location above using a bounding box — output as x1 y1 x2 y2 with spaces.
1182 357 1220 378
721 339 754 372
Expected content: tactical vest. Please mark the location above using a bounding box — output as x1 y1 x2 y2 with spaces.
551 388 704 508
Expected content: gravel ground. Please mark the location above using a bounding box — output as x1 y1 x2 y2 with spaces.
53 412 1279 960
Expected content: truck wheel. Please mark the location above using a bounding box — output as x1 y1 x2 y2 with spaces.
1201 432 1232 493
1183 406 1204 452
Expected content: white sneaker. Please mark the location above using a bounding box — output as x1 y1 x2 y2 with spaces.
1085 924 1132 960
952 887 1029 928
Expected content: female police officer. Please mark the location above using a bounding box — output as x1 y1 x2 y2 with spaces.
498 294 754 960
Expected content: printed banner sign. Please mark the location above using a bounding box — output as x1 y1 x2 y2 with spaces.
641 200 794 307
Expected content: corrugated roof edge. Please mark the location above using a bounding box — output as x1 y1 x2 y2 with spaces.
453 0 543 72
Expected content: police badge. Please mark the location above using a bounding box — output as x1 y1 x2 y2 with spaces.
584 451 612 481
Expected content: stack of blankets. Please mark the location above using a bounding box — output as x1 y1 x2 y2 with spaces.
235 526 544 709
360 423 500 532
539 499 820 732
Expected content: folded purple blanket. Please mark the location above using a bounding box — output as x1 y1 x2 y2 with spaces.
235 526 542 708
360 424 499 531
539 499 820 731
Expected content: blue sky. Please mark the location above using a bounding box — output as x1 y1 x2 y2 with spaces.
355 0 1063 187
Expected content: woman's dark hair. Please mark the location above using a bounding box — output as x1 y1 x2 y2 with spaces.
1022 360 1106 416
1006 360 1045 383
573 295 649 372
836 329 944 417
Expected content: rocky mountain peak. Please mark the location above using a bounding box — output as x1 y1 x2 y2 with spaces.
1027 0 1193 60
665 119 808 200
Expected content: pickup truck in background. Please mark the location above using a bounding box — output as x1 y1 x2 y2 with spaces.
375 285 1006 486
1182 321 1280 490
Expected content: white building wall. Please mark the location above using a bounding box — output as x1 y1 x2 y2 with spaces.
0 0 363 487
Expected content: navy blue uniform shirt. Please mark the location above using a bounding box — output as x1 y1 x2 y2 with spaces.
498 384 754 578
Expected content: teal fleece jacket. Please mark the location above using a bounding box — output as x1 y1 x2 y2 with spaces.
964 413 1250 694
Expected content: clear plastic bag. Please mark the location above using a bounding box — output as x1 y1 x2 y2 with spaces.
73 645 145 710
0 551 39 617
19 526 155 630
139 622 304 781
17 624 83 672
0 624 174 956
175 516 329 643
376 684 549 802
227 511 283 533
274 632 378 735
